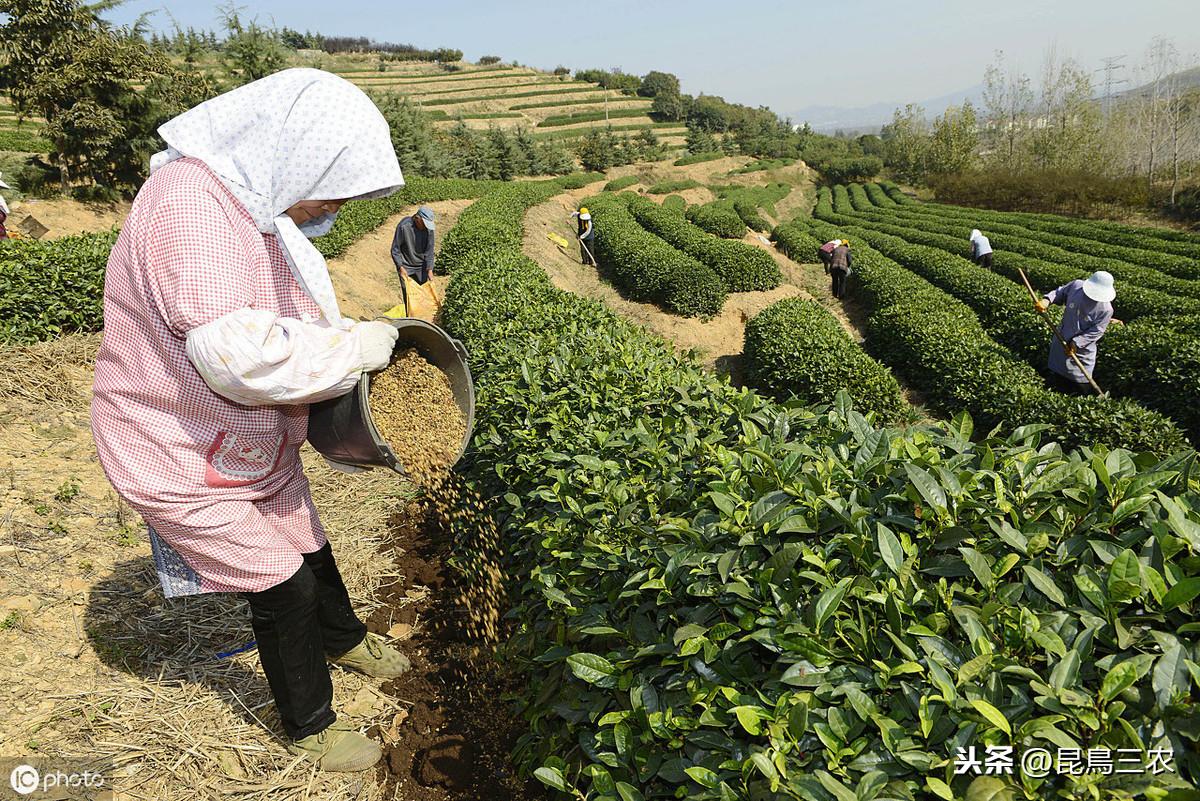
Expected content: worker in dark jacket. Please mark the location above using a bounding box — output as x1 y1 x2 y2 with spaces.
391 206 435 285
818 238 841 271
829 239 852 299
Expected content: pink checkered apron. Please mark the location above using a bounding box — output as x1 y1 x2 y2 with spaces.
92 158 327 596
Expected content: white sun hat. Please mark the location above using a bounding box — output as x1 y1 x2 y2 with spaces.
1082 271 1116 303
0 173 10 190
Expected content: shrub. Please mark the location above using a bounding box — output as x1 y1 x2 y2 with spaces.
878 180 914 204
603 175 640 192
313 177 503 259
823 198 1200 302
437 181 565 273
928 167 1149 216
624 194 780 292
727 157 794 175
660 194 687 215
554 171 606 190
838 225 1200 442
863 182 898 207
812 155 883 184
0 230 117 343
686 201 746 239
0 128 50 153
585 193 727 317
440 211 1200 800
477 55 502 65
537 108 650 128
781 217 1189 454
812 201 1200 322
673 151 723 166
646 178 701 194
744 297 907 421
880 200 1200 282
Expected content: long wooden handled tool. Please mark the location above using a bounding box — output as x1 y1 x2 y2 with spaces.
579 238 597 267
1017 267 1105 396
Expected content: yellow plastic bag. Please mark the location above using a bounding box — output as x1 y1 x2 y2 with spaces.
386 274 441 322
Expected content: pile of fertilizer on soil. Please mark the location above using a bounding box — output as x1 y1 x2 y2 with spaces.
368 348 466 482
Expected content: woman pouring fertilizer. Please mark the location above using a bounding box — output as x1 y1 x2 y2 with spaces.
91 69 411 772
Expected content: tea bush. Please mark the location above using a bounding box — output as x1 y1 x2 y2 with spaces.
647 178 702 194
686 201 747 239
586 193 727 317
604 175 641 192
440 194 1200 800
624 195 780 292
816 203 1200 322
0 230 117 343
661 194 687 215
777 218 1189 455
838 225 1200 443
744 296 907 421
854 201 1200 286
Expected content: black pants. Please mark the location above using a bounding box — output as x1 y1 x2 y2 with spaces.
975 252 993 269
830 267 848 299
1049 371 1091 396
242 543 367 740
580 239 595 265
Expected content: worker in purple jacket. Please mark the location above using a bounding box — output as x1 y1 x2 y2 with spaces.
1035 271 1115 395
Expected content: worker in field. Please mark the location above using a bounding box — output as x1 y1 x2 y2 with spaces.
828 238 852 300
391 205 436 285
91 69 412 773
0 173 10 239
817 238 841 271
574 206 596 265
969 229 993 268
1034 271 1116 395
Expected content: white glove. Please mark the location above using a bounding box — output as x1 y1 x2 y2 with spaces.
356 321 399 372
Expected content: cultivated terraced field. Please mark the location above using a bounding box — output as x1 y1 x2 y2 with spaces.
3 160 1198 801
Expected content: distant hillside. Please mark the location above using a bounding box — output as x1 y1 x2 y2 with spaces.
1118 65 1200 98
789 82 986 133
294 55 689 150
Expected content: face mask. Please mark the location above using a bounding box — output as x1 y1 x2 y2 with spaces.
297 210 338 238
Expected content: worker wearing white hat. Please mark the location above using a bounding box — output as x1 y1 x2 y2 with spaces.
1034 271 1116 395
0 173 10 239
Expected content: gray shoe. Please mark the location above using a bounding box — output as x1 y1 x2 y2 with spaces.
332 633 412 678
288 721 381 772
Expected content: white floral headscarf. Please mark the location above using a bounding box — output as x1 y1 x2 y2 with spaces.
150 68 403 323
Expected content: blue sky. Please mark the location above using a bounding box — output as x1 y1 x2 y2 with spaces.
104 0 1200 117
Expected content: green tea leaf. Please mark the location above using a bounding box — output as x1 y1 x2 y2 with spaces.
1099 660 1139 702
1107 548 1142 603
815 577 852 631
684 766 719 788
1022 566 1067 607
1162 577 1200 611
877 524 904 574
534 766 570 792
567 652 616 686
969 699 1011 736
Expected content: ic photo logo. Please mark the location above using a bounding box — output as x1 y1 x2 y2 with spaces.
9 765 38 795
6 761 108 798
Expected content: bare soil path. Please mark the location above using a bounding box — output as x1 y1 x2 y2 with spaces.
327 199 474 321
524 193 805 378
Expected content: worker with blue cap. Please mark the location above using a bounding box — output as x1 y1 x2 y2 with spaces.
391 205 436 285
1035 271 1116 395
